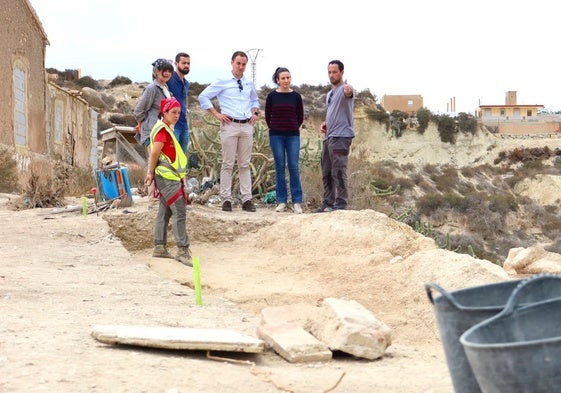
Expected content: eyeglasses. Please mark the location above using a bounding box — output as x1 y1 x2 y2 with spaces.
237 79 243 92
327 90 334 105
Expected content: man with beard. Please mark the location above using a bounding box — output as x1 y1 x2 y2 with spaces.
317 60 355 212
167 52 191 154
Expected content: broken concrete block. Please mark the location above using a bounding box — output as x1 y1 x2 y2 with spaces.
257 323 332 363
311 297 392 360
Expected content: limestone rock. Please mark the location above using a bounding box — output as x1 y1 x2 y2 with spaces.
504 245 561 275
311 297 392 360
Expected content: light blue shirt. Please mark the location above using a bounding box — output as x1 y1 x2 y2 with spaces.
198 74 260 120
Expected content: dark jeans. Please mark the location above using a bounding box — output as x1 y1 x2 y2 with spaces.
173 126 189 156
269 135 303 204
321 137 352 210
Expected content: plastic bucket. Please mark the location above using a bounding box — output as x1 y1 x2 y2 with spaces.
460 274 561 393
425 280 521 393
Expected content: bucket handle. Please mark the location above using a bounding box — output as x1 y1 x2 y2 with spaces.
425 282 465 310
500 273 561 317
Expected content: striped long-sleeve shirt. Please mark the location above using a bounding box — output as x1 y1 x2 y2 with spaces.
265 90 304 136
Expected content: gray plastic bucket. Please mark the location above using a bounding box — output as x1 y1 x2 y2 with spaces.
425 280 522 393
460 274 561 393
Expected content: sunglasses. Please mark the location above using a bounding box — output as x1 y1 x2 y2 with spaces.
237 79 243 92
328 90 334 105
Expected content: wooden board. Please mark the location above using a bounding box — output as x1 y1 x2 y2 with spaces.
91 324 265 353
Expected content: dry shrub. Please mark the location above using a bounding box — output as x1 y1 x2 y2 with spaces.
300 162 322 209
432 166 459 192
0 148 19 193
19 160 67 208
66 166 96 196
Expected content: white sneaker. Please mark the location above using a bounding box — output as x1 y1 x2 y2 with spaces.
293 203 303 214
275 203 287 212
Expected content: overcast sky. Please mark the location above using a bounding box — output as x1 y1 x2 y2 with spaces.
30 0 560 114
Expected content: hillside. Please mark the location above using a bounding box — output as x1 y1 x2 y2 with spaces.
82 80 561 266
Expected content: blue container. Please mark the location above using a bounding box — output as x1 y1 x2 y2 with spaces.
96 167 133 204
460 274 561 393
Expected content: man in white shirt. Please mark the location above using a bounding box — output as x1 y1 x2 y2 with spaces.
198 51 260 212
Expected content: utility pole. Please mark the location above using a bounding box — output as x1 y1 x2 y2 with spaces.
246 48 262 87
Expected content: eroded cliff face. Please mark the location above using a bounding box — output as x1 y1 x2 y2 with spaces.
348 106 561 168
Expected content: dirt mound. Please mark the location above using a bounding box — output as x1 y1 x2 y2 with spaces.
107 199 509 348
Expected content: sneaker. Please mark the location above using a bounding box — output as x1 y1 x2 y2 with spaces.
222 201 232 212
152 245 174 259
293 203 303 214
176 246 193 267
275 203 287 212
242 200 256 212
315 206 334 213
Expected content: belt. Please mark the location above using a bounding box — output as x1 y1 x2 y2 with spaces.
229 117 250 124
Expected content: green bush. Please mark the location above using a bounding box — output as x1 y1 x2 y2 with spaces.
435 114 457 144
357 88 377 104
75 75 99 89
365 108 389 125
109 75 132 87
457 112 477 135
416 108 431 135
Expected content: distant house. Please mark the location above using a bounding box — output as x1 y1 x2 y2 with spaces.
479 91 543 121
380 95 423 115
479 91 560 134
1 0 97 170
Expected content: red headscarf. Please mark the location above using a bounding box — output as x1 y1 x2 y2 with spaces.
160 97 181 115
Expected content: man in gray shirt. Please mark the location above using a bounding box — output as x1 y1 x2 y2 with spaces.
318 59 355 212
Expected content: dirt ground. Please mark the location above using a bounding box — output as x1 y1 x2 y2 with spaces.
1 193 471 393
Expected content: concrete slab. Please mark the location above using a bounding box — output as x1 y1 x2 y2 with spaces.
257 323 332 363
91 324 265 353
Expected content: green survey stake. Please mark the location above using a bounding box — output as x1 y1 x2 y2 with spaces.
193 256 202 305
82 196 87 216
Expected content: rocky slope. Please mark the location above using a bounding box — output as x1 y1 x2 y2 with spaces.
84 81 561 265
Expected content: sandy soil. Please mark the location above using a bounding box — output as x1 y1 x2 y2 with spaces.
0 193 463 393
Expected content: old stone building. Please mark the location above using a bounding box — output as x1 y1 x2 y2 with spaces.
1 0 97 170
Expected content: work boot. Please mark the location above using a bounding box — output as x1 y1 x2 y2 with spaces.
222 201 232 212
152 245 173 259
176 246 193 267
242 200 256 212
